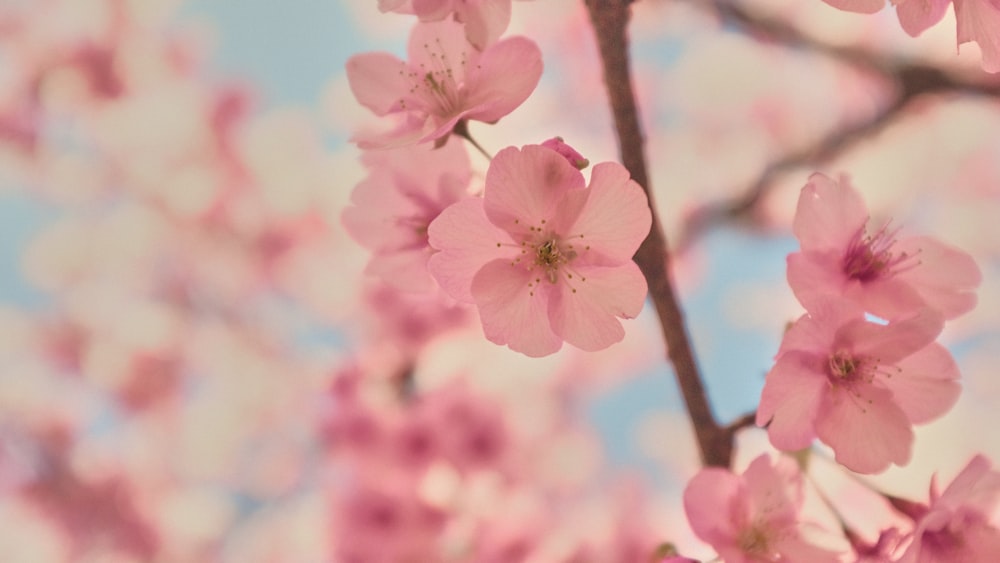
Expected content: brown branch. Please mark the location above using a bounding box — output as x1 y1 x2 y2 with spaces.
584 0 732 468
674 0 1000 251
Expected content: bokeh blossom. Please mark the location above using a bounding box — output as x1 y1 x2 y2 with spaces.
898 454 1000 562
342 138 472 292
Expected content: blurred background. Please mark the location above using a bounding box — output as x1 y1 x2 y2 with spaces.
1 0 999 560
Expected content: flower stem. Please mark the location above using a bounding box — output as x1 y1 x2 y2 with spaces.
583 0 731 468
453 120 493 160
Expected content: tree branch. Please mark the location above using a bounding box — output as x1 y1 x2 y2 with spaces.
584 0 732 468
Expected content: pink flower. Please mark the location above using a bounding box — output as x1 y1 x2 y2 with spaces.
954 0 1000 74
346 19 542 149
787 173 980 322
683 453 842 563
756 297 960 474
426 144 651 357
342 138 471 292
819 0 1000 73
379 0 514 49
898 454 1000 562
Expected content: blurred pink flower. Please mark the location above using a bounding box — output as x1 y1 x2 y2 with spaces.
378 0 513 49
427 144 651 357
819 0 1000 72
898 454 1000 562
787 173 980 321
683 453 842 563
342 138 472 293
346 19 542 149
954 0 1000 73
757 297 960 474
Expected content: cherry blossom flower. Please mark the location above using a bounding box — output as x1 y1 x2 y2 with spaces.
787 173 980 322
346 19 542 149
894 454 1000 562
342 138 472 292
683 453 842 563
426 144 651 357
756 297 960 474
378 0 514 49
819 0 1000 73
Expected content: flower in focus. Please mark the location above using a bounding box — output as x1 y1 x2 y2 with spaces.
683 453 842 563
346 19 542 149
757 297 960 474
898 454 1000 562
342 138 471 292
427 143 651 357
787 173 980 322
378 0 514 49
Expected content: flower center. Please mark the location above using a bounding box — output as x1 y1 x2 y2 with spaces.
401 38 467 116
828 350 860 380
842 222 917 283
534 237 576 283
738 524 773 559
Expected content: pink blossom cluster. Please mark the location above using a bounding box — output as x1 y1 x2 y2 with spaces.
757 173 980 474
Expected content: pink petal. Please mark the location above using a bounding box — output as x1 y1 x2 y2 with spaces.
895 235 981 320
839 307 943 364
793 173 869 251
772 534 844 563
547 262 646 351
353 113 433 150
462 0 512 49
757 351 826 451
786 251 847 311
560 162 652 265
464 36 543 123
955 0 1000 73
359 137 471 197
483 145 586 233
816 385 913 474
427 197 513 303
776 298 862 357
844 276 928 321
412 0 453 20
895 0 951 36
683 467 743 547
470 258 563 357
889 343 960 424
364 249 437 293
743 454 803 521
346 52 411 116
937 454 1000 512
821 0 886 12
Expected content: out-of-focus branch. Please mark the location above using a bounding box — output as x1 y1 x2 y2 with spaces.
675 0 1000 250
584 0 734 468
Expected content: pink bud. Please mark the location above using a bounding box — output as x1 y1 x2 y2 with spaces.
541 136 590 169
